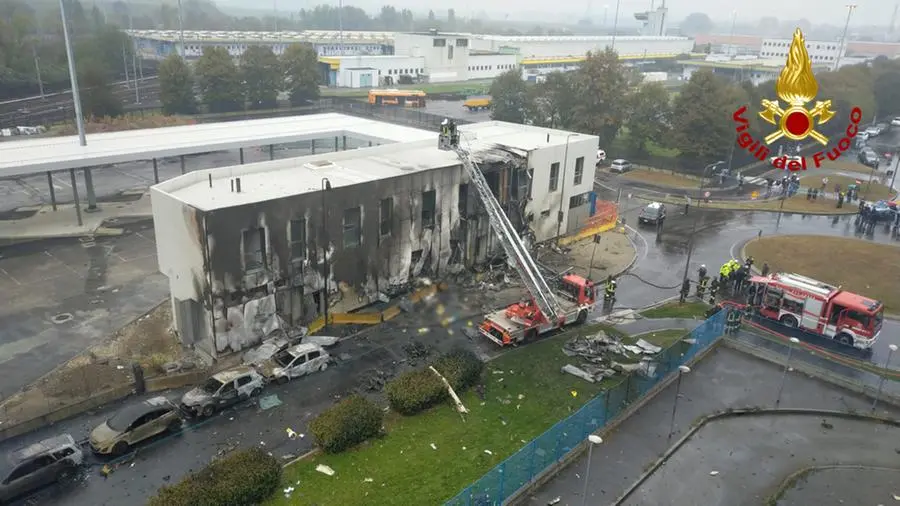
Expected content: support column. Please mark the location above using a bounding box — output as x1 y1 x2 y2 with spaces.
269 144 275 160
69 168 83 226
152 158 159 184
83 168 98 212
239 148 245 164
311 139 316 154
334 136 338 152
47 172 57 211
342 135 347 150
180 155 186 174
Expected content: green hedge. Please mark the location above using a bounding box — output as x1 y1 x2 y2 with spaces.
148 447 280 506
386 348 484 416
310 394 383 454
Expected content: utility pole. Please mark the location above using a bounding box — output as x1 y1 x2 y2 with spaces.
834 4 857 71
60 0 86 147
728 9 737 57
128 0 139 103
32 44 45 99
338 0 345 55
611 0 621 50
177 0 186 57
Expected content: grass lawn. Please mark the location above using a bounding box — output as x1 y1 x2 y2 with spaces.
640 194 857 215
799 174 896 201
641 301 711 319
620 168 701 188
321 80 493 98
744 235 900 311
268 324 691 506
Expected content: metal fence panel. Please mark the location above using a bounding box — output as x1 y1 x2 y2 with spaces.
444 310 728 505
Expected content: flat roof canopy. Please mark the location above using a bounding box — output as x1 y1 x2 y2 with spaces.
0 113 434 179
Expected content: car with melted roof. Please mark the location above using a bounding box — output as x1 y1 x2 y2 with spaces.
257 343 331 384
89 396 182 455
180 366 265 418
0 434 83 503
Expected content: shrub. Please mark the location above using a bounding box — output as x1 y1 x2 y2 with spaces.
148 447 280 506
309 394 383 454
386 348 485 416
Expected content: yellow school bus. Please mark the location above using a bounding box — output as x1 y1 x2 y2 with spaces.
368 89 427 107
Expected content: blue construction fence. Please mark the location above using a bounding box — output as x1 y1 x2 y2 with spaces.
444 309 728 506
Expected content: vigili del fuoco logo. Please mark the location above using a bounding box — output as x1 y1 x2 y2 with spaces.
732 28 863 171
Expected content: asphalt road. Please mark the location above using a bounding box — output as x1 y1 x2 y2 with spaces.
528 346 900 506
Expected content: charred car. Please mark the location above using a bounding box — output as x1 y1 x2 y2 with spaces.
89 396 182 455
257 343 331 384
0 434 83 503
180 366 265 418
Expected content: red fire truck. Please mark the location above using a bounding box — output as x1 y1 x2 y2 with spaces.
748 272 884 349
480 274 596 346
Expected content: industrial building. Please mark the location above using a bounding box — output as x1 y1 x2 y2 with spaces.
151 115 598 360
694 33 900 60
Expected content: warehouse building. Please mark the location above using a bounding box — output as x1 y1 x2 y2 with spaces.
151 115 597 359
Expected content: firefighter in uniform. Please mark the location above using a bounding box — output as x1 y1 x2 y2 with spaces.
679 278 691 303
726 307 741 334
604 276 617 303
719 262 732 290
709 276 719 304
697 275 709 298
698 264 708 281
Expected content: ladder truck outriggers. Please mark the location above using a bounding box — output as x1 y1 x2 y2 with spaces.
438 119 597 347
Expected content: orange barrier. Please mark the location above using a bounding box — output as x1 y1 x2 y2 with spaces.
559 201 620 245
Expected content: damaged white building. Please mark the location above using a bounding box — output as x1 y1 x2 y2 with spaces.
151 114 597 361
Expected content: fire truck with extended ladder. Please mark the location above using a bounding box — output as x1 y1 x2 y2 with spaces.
747 272 884 350
438 120 597 347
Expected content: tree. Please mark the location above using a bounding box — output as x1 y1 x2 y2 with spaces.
158 54 197 115
873 71 900 118
816 64 876 132
624 82 672 155
570 49 629 147
489 68 529 124
195 46 243 113
669 70 740 165
281 43 320 106
77 58 123 118
447 8 456 30
527 72 576 129
240 45 280 109
680 13 713 36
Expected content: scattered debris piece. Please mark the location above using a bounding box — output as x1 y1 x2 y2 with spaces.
709 470 719 476
302 335 339 347
562 364 596 383
259 394 283 411
364 478 374 483
820 419 834 430
548 497 561 505
316 464 335 476
635 339 662 354
398 298 414 313
484 450 493 455
430 443 438 450
571 390 578 398
430 365 469 414
286 428 300 439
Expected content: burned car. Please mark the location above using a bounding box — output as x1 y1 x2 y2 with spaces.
180 366 265 418
89 396 182 455
258 343 331 384
0 434 83 503
241 328 338 367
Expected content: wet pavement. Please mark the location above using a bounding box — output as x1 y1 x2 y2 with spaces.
527 346 900 506
775 466 900 505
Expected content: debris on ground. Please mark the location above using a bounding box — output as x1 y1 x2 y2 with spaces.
302 335 339 347
562 330 659 383
316 464 336 476
357 369 392 392
259 394 282 411
402 340 432 366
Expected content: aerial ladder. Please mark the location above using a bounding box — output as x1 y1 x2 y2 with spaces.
439 120 596 345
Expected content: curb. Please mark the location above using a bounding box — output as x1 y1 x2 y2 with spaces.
765 464 900 505
610 408 900 506
633 194 859 216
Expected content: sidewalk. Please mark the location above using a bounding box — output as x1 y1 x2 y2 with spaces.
0 191 151 243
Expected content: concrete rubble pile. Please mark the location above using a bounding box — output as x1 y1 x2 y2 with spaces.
561 330 663 383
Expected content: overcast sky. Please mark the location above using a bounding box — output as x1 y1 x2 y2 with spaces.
270 0 892 28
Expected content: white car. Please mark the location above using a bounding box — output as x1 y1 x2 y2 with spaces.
609 159 632 173
864 126 880 137
891 117 900 127
258 343 331 383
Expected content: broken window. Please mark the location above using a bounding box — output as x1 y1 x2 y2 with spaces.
549 162 560 192
289 218 306 260
380 198 393 237
458 183 469 218
422 190 436 229
541 209 551 218
574 156 584 185
242 227 266 270
569 193 588 208
448 44 454 60
343 207 361 248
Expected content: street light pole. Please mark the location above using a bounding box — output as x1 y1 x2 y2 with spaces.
128 0 139 103
681 163 715 285
834 4 857 71
871 344 898 412
177 0 186 57
555 134 576 245
667 365 691 442
610 0 621 50
580 435 603 506
59 0 86 147
321 178 332 325
775 337 800 407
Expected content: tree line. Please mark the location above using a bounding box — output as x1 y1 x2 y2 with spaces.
489 51 900 171
158 43 321 115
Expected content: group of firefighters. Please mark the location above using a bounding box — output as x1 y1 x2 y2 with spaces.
679 257 766 305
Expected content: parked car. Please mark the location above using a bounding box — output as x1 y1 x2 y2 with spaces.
638 202 667 225
891 117 900 127
257 343 331 384
858 149 879 168
0 434 83 503
864 125 880 137
242 331 338 367
89 396 182 455
609 159 632 173
180 366 265 418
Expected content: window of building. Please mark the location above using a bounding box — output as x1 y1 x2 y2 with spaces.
448 45 454 59
242 227 266 270
573 156 584 185
540 209 551 218
380 198 393 237
343 207 361 248
549 162 560 192
433 38 446 47
421 190 436 228
289 219 306 260
456 38 468 47
569 193 588 208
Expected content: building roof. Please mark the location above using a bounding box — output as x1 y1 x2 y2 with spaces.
125 29 394 44
0 113 434 178
678 58 827 70
470 34 690 43
154 121 596 212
